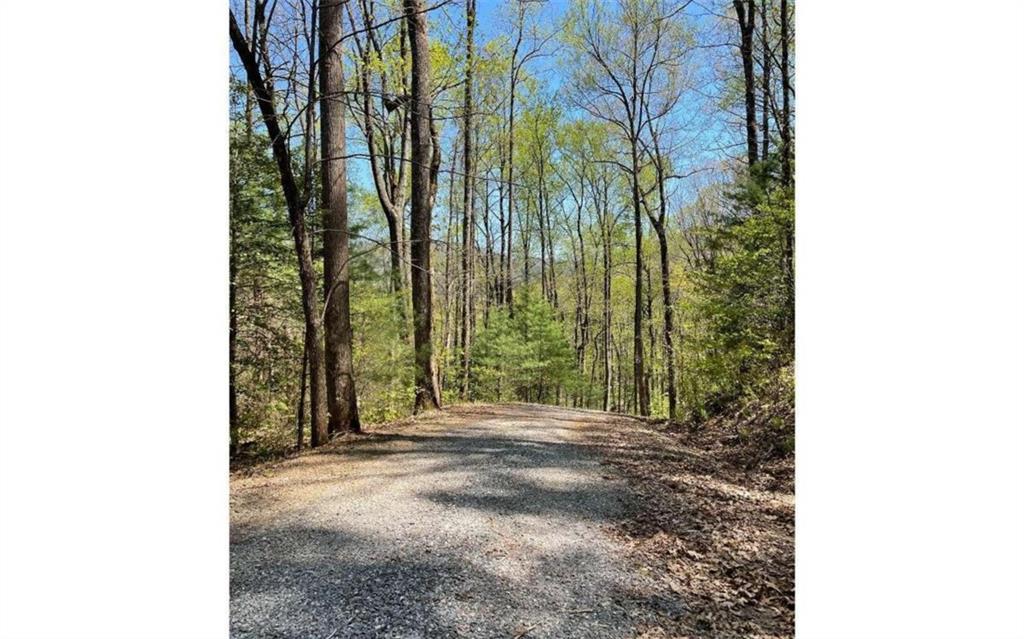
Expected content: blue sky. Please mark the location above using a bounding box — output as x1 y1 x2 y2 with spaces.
230 0 744 234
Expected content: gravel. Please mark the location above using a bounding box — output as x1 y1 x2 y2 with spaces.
230 404 678 638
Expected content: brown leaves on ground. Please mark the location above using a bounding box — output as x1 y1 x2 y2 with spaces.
588 415 794 638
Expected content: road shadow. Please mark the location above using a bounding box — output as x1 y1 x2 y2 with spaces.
231 522 675 638
230 404 687 638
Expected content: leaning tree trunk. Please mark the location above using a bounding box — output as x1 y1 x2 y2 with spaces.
320 0 361 434
405 0 442 412
229 13 329 445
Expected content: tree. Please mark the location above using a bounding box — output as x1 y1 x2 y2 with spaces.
320 0 361 433
780 0 794 346
229 8 330 446
679 183 793 415
780 0 792 187
227 0 797 453
405 0 442 412
500 0 549 312
503 2 526 310
348 0 412 316
760 0 771 159
563 122 622 413
564 0 688 416
640 125 681 420
634 4 690 422
471 290 575 403
459 0 477 398
734 0 758 167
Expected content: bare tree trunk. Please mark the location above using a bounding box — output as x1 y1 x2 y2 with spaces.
348 0 411 339
320 0 360 434
504 4 527 313
654 220 677 420
645 261 656 404
296 330 308 450
642 113 679 421
576 199 589 367
602 215 612 413
243 0 254 136
229 210 240 456
734 0 759 167
230 12 329 446
629 142 651 417
780 0 794 350
497 152 507 307
399 20 413 295
780 0 792 186
539 190 547 300
761 0 771 160
566 189 584 372
545 184 558 310
405 0 441 412
520 203 531 287
459 0 476 399
442 144 459 389
349 0 411 341
231 2 254 457
613 335 620 412
483 176 494 321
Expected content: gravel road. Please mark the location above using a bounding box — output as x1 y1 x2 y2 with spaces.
230 404 678 638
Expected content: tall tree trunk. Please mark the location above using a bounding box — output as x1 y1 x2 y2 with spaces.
761 0 771 161
229 12 329 446
405 0 442 412
645 262 656 401
654 221 677 420
442 144 459 389
520 204 530 287
497 152 507 307
320 0 360 434
780 0 794 350
399 20 414 295
230 3 254 458
629 142 651 417
459 0 476 399
243 0 254 137
296 330 308 450
483 175 494 320
539 188 547 300
505 6 526 313
575 196 589 368
780 0 792 186
545 184 558 310
642 114 679 421
229 209 240 456
348 0 411 339
602 215 612 413
735 0 758 167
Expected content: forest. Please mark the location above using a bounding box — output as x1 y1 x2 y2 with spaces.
229 0 794 458
6 1 1024 638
